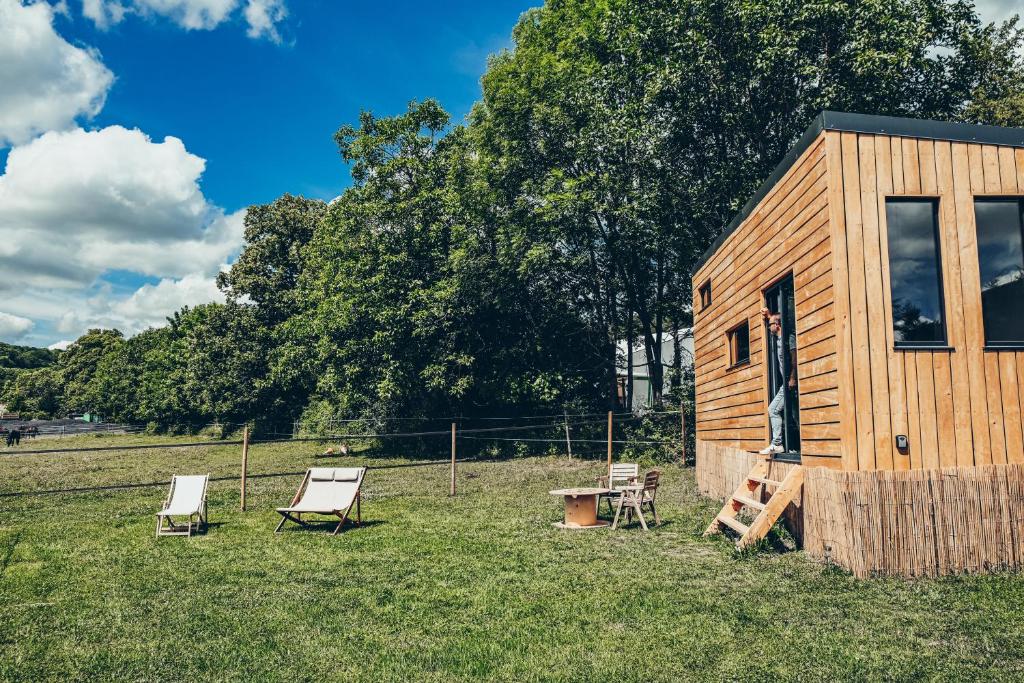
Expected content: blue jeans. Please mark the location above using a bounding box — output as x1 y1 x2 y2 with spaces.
768 386 785 446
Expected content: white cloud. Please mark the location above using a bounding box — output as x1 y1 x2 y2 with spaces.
243 0 287 43
0 0 114 147
80 0 289 40
81 0 127 27
0 311 34 341
0 126 245 343
56 272 225 336
47 339 74 351
0 3 254 346
0 126 244 292
975 0 1021 26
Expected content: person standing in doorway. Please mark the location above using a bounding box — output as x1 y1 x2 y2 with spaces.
758 308 797 455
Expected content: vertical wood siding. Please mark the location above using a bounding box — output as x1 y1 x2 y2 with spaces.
692 137 842 467
830 132 1024 469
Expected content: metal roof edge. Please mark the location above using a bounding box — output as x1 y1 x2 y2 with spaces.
690 111 1024 279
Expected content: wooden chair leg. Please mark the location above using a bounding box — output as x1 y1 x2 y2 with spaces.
634 498 649 531
612 493 626 529
356 493 361 525
333 513 347 536
275 514 288 533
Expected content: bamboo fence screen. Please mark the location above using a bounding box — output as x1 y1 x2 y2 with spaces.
697 440 1024 578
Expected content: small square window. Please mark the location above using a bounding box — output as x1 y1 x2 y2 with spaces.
727 321 750 368
699 280 712 310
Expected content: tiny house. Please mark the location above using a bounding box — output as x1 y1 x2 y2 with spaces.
693 111 1024 471
692 112 1024 576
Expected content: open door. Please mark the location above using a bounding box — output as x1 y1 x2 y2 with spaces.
763 275 801 458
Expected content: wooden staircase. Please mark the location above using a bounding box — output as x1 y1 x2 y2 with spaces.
704 459 804 549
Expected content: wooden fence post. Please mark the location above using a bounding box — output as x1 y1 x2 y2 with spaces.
607 410 613 478
563 409 573 460
241 425 250 511
680 398 687 466
450 422 457 496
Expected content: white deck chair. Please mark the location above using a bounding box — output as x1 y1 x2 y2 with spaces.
275 467 365 535
597 463 639 515
156 474 209 537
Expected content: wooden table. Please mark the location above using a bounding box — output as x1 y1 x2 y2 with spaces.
549 487 611 529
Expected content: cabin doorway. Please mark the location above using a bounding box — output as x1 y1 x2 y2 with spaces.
763 274 801 458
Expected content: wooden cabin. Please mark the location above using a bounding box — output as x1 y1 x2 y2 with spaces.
693 113 1024 575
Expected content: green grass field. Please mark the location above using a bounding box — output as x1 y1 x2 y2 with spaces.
2 435 1023 681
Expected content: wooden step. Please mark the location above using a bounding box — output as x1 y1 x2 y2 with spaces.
748 475 782 487
706 462 805 549
716 515 749 536
732 494 765 511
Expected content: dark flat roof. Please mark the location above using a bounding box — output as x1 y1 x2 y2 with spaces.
691 111 1024 276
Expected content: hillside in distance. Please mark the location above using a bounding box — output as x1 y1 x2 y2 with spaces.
0 341 58 370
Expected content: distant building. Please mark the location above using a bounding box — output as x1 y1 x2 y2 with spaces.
616 329 693 410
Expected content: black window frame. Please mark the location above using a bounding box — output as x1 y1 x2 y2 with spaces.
885 197 949 349
973 196 1024 349
699 280 712 310
726 320 750 369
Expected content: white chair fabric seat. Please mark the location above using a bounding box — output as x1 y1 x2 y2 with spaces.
276 467 366 535
156 474 209 537
281 480 360 512
158 475 207 516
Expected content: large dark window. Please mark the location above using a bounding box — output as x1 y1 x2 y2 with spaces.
975 198 1024 346
885 198 947 346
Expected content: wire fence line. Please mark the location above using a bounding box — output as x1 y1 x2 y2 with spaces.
1 409 689 504
1 409 650 441
0 415 647 458
458 436 680 445
0 457 489 500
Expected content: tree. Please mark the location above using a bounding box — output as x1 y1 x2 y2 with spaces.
168 303 275 426
470 0 1024 406
0 341 58 370
217 193 328 326
288 99 603 424
91 326 180 426
58 329 124 415
1 366 61 419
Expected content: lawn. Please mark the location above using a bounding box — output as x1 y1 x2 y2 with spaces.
1 435 1023 682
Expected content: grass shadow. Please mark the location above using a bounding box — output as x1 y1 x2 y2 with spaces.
275 519 387 535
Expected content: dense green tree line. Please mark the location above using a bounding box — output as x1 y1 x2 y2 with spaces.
3 0 1022 432
0 342 57 370
0 342 60 414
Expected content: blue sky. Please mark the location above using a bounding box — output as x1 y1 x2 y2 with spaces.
0 1 1016 349
62 1 534 209
0 0 536 348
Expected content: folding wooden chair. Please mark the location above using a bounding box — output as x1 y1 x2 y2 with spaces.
155 474 209 537
597 463 639 515
612 469 662 530
276 467 365 535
